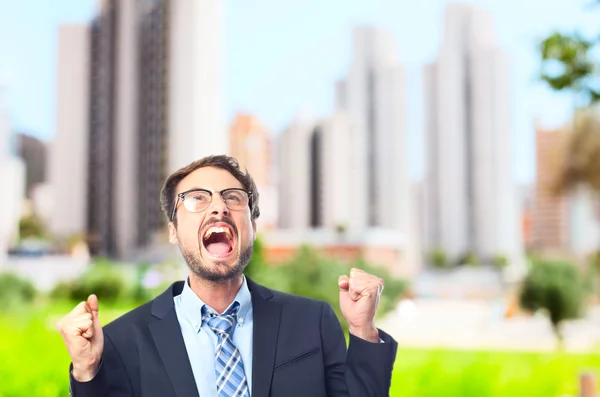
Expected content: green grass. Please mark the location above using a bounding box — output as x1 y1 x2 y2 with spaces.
391 347 600 397
1 303 599 396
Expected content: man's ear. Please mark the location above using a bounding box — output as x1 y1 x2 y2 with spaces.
252 221 257 240
168 222 179 245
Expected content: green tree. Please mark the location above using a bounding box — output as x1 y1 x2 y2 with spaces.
519 260 584 348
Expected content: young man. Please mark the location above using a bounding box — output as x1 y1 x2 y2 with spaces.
57 155 398 397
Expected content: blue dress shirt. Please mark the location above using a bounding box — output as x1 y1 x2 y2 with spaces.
174 276 254 397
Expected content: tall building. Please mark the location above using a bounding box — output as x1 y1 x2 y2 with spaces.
15 133 47 198
51 0 224 259
49 24 90 241
423 3 522 263
277 115 313 229
531 124 569 251
277 112 354 230
0 103 25 264
168 0 225 172
336 26 409 232
229 114 277 229
274 27 418 276
532 122 600 256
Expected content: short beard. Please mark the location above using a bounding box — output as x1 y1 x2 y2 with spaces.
180 243 254 283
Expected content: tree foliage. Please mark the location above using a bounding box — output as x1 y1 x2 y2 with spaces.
519 260 584 347
247 245 408 332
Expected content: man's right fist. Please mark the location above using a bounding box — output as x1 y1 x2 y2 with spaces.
56 294 104 382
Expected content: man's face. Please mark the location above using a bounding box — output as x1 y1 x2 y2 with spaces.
168 167 256 283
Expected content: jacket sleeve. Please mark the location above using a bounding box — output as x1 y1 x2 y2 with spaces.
321 302 398 397
69 332 133 397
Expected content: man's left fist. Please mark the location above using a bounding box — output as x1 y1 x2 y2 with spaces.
338 268 384 343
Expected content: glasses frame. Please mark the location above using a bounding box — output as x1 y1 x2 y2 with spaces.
170 188 253 221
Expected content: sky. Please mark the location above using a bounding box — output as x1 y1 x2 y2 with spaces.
0 0 597 184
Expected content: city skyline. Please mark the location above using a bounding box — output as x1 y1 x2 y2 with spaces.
0 0 597 185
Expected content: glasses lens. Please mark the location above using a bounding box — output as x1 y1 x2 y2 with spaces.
222 190 249 210
183 190 212 213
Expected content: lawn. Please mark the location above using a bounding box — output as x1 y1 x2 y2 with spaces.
1 304 598 397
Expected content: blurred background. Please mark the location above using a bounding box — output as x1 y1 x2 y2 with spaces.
1 0 600 396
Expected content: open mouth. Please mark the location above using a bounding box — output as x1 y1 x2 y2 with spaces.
202 223 235 257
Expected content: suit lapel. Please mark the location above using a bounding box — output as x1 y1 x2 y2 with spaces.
149 282 199 397
248 278 282 397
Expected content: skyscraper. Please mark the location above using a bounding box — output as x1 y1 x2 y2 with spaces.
168 0 225 172
277 116 313 230
51 0 224 259
0 102 25 264
49 24 90 241
337 26 409 233
277 112 354 230
424 3 522 263
276 26 410 236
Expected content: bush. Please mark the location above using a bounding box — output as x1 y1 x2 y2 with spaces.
0 272 37 312
248 245 408 332
519 259 584 347
51 260 126 304
428 248 451 269
243 234 268 281
492 254 508 270
456 251 479 267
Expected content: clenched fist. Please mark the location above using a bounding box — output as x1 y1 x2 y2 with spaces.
338 268 384 343
56 294 104 382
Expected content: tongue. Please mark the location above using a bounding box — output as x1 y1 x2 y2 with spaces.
206 242 231 255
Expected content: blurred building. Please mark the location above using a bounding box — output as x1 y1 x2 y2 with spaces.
277 115 314 229
567 187 600 256
50 0 224 259
531 125 569 252
49 24 90 241
0 103 26 265
229 114 277 230
423 3 523 264
277 112 357 230
336 26 409 233
15 133 47 198
273 27 421 276
532 123 600 256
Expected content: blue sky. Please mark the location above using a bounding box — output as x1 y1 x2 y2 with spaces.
0 0 597 183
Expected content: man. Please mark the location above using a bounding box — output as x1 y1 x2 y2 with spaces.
57 155 398 397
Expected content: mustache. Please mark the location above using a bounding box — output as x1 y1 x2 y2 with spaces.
201 217 238 237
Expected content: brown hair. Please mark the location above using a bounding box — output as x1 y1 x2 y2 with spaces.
160 155 260 225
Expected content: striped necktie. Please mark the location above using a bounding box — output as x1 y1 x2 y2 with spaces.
204 302 250 397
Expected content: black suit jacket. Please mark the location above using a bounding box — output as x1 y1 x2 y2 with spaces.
71 278 398 397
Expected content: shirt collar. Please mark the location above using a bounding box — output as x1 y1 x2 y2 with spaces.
179 275 252 327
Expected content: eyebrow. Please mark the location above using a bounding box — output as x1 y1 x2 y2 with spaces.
178 187 245 194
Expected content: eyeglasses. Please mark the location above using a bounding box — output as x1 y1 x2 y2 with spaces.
170 188 253 221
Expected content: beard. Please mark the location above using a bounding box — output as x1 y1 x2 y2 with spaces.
180 241 254 283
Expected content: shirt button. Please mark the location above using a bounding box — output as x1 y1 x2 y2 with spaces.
238 317 244 323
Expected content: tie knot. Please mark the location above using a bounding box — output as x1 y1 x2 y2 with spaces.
203 302 240 338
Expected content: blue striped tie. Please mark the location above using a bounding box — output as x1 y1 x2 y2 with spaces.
204 302 250 397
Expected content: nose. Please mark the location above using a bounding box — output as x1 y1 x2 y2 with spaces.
208 193 230 217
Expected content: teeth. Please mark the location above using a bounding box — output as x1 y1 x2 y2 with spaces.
203 226 233 240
